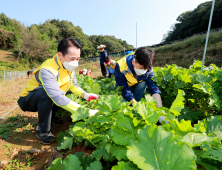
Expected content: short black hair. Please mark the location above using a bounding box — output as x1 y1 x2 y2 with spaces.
134 47 155 69
57 37 82 56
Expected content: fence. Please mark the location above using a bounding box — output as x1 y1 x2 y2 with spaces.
79 49 136 64
0 71 27 81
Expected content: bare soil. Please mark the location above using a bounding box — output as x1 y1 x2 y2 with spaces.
0 77 96 169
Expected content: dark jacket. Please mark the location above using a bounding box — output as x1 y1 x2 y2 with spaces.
100 50 107 64
115 55 161 101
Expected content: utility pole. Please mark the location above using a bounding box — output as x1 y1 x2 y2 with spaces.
201 0 216 73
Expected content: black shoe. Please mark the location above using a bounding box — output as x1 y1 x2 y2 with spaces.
36 126 56 144
51 117 64 125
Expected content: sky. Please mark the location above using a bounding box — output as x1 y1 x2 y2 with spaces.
0 0 210 48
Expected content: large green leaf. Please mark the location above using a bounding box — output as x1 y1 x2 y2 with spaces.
111 161 126 170
48 154 83 170
109 113 139 146
183 132 214 147
95 95 122 115
169 89 185 116
86 161 103 170
205 116 222 139
92 83 101 94
178 70 192 83
198 146 222 162
136 102 159 124
57 136 74 151
71 107 89 122
194 148 222 170
195 158 222 170
105 144 127 161
216 70 222 81
193 82 212 94
178 106 202 122
127 125 196 170
111 161 138 170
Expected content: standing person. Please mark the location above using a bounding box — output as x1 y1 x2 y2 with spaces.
115 47 162 107
17 38 99 144
97 44 108 77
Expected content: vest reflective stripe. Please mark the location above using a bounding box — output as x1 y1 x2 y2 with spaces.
20 54 74 97
117 53 139 87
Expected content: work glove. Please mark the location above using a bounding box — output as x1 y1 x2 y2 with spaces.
158 116 169 124
89 109 99 117
105 61 111 65
84 93 99 102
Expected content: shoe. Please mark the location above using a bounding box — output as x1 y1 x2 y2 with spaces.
51 117 64 125
36 125 56 144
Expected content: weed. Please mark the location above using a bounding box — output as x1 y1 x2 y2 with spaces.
39 142 43 147
14 137 22 142
4 143 11 148
4 144 12 158
8 115 24 122
4 157 34 170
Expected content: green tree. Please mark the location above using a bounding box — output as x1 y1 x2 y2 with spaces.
163 0 222 43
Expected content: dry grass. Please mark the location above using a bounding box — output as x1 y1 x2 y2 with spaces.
0 50 16 62
0 78 28 103
0 78 28 117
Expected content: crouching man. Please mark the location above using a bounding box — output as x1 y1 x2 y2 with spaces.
17 38 98 144
115 47 162 106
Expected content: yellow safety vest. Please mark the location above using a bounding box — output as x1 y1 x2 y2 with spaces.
20 54 83 98
117 52 153 87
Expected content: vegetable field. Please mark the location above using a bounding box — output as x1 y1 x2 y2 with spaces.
48 60 222 170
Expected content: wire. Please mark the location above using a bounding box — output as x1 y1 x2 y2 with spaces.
0 105 19 120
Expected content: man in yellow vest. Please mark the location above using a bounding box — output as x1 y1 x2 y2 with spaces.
17 38 99 144
115 47 162 107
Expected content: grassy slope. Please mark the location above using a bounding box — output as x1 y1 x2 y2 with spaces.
153 30 222 68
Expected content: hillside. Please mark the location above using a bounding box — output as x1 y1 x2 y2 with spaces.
1 28 222 75
154 29 222 68
163 0 222 42
0 13 134 64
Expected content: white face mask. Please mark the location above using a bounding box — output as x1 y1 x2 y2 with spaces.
63 60 78 72
133 59 148 76
134 67 148 76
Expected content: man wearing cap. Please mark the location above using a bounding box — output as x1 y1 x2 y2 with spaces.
97 44 108 77
115 47 162 107
17 38 99 144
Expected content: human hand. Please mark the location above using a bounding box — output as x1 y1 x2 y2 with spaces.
131 99 137 105
84 93 99 102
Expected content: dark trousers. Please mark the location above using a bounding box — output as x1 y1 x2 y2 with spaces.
17 88 60 132
100 64 107 77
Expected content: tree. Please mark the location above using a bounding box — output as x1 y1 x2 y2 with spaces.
163 0 222 43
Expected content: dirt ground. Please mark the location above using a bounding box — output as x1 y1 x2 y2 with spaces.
0 77 96 169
